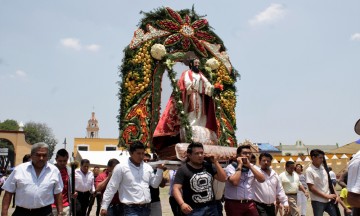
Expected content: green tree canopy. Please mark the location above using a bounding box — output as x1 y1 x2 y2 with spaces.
24 122 57 159
0 119 19 131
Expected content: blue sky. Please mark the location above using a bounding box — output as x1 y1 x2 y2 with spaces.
1 1 360 155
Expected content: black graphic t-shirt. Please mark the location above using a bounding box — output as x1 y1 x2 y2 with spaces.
174 162 217 208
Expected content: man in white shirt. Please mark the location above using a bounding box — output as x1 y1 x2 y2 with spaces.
1 142 64 216
253 153 289 216
100 141 165 216
75 159 95 216
306 149 339 216
279 161 308 216
328 167 337 187
224 145 265 216
348 150 360 215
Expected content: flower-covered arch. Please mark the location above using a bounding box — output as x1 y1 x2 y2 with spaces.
118 7 239 153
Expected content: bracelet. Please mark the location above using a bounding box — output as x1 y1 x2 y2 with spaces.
180 202 186 206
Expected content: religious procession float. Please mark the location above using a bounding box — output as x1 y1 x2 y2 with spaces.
118 6 240 162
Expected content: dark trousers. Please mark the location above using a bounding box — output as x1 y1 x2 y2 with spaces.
311 200 338 216
123 204 150 216
169 196 182 216
108 203 124 216
215 200 223 216
255 201 276 216
87 193 102 216
12 193 16 208
77 191 91 216
353 208 360 216
13 205 52 216
188 204 219 216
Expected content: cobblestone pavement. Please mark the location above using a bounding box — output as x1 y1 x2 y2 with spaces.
0 187 347 216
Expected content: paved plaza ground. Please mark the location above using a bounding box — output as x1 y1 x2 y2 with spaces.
0 186 348 216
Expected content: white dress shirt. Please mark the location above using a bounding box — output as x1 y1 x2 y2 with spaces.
101 158 164 210
2 161 63 209
347 150 360 194
75 169 94 193
329 171 336 180
224 164 259 200
253 168 289 206
213 179 226 201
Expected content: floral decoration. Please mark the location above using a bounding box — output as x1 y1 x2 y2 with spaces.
206 57 220 70
150 44 167 60
156 7 216 57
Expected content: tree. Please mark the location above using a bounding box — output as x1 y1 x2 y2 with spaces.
24 122 57 159
0 119 19 131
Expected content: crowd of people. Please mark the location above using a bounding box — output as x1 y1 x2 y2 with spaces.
0 140 359 216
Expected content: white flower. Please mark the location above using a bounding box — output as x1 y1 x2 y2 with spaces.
206 58 220 70
150 44 167 60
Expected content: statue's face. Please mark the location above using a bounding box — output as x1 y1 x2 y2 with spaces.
193 59 200 67
191 59 200 73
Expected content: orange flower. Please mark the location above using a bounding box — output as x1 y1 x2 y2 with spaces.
214 83 223 91
136 109 143 116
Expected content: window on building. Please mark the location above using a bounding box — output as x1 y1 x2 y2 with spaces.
78 146 89 151
105 145 117 151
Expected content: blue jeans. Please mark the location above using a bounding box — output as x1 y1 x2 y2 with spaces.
188 204 219 216
311 200 338 216
107 204 124 216
123 204 151 216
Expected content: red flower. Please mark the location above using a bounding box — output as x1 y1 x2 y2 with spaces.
156 7 216 57
214 83 224 91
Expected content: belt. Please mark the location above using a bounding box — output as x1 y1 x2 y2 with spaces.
76 190 90 194
109 203 123 208
225 198 252 203
16 205 51 213
255 201 275 207
286 193 297 195
126 203 151 208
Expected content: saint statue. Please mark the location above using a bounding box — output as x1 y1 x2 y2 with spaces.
153 58 218 150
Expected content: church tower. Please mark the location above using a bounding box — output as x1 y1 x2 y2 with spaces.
86 112 99 138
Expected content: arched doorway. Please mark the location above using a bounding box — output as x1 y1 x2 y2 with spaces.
0 130 32 167
0 138 15 170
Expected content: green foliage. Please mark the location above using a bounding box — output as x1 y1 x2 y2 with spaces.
24 122 57 159
0 119 19 131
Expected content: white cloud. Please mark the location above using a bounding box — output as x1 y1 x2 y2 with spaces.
10 69 27 79
60 38 101 52
85 44 101 52
350 33 360 41
249 3 286 26
60 38 82 50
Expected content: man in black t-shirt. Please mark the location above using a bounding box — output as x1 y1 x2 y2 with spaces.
173 142 227 216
